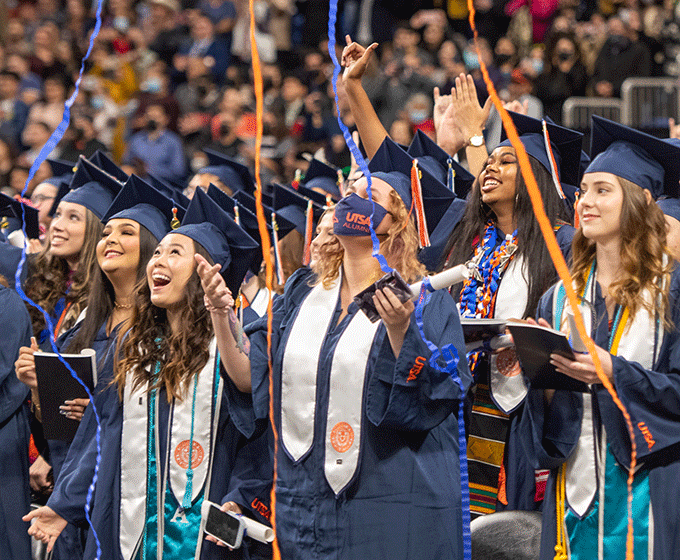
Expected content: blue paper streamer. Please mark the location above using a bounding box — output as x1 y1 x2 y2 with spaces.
327 1 391 275
15 2 107 557
415 279 471 560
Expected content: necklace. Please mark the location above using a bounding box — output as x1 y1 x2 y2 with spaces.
114 301 133 309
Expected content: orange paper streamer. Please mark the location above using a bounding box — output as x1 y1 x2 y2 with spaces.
467 3 637 558
248 0 281 556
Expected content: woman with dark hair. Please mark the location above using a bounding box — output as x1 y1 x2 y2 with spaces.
205 146 471 559
25 188 271 560
521 116 680 559
440 111 584 518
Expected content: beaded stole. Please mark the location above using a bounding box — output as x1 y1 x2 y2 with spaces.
459 222 518 517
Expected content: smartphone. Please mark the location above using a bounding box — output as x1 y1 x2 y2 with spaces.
202 501 245 549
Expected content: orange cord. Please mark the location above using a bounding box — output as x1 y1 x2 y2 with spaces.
248 1 280 556
467 3 636 557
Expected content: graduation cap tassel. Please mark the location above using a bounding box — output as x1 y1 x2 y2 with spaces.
542 120 566 200
573 191 580 229
292 169 302 190
326 193 333 207
337 169 345 197
302 199 314 266
170 207 181 230
233 204 241 227
410 159 430 248
271 212 285 285
447 158 456 194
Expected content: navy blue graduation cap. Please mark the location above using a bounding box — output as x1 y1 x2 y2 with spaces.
272 183 324 235
499 111 584 194
147 174 190 209
173 187 259 296
368 137 455 246
0 193 40 239
103 175 186 241
302 159 342 200
407 130 475 197
52 156 123 220
586 115 680 199
418 198 466 272
88 150 129 183
45 158 76 186
229 189 296 241
294 182 330 208
199 149 255 194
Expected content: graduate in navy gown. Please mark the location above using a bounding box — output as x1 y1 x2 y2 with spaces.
520 116 680 559
437 112 583 517
200 154 472 559
26 187 272 560
0 280 33 560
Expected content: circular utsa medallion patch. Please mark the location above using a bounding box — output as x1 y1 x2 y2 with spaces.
496 347 521 377
330 422 354 453
174 440 204 469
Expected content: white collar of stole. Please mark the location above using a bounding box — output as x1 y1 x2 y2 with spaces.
554 262 662 518
119 338 221 560
280 268 381 495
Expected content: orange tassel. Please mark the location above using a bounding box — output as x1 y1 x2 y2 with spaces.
573 191 580 229
410 159 430 248
170 207 180 230
302 199 314 265
233 204 241 226
271 212 285 284
292 169 302 190
542 120 566 200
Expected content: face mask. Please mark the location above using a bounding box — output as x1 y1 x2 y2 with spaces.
556 51 573 62
463 50 480 71
333 193 388 237
91 95 105 110
495 53 512 66
141 78 162 93
409 110 429 124
112 16 130 34
531 59 544 74
609 35 631 51
146 119 159 132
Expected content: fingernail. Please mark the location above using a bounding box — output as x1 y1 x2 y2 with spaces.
59 409 67 415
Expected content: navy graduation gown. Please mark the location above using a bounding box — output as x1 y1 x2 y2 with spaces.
520 266 680 559
228 268 472 560
48 336 273 560
0 285 33 560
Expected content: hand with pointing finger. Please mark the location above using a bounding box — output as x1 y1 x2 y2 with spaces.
341 35 378 85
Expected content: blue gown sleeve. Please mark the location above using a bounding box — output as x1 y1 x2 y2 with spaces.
599 267 680 467
365 289 472 432
555 224 575 263
0 286 31 423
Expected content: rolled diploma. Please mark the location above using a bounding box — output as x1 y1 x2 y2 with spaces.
242 516 274 544
409 264 469 300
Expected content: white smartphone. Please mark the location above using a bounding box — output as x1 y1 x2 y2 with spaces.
202 501 245 549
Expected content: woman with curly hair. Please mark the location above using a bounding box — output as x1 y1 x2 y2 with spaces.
25 188 272 560
521 116 680 559
201 149 471 559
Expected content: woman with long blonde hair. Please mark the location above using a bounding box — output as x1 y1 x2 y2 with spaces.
521 116 680 560
199 146 472 559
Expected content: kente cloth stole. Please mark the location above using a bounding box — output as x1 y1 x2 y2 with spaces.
280 269 381 495
120 339 221 560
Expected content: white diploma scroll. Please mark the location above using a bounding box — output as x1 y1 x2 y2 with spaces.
409 264 469 300
242 516 275 544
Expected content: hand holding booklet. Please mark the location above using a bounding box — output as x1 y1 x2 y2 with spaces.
506 322 588 392
34 348 97 441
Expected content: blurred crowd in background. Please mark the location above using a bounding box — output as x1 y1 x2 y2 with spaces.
1 0 680 202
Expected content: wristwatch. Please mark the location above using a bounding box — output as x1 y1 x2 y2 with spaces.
468 134 485 147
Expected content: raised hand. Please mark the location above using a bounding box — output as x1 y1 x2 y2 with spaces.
450 73 492 143
23 506 68 553
341 35 378 84
15 336 39 388
195 253 233 311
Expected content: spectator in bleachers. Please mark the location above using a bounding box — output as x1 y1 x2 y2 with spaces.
123 102 187 184
145 0 188 68
5 53 42 107
0 137 16 190
58 114 108 162
590 15 651 98
534 32 587 124
132 60 181 133
0 70 29 151
28 22 68 80
20 120 54 167
197 0 237 44
27 73 70 133
174 10 230 86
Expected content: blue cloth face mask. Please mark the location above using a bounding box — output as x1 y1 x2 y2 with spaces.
333 193 389 236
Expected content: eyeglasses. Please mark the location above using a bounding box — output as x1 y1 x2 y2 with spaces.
32 194 55 204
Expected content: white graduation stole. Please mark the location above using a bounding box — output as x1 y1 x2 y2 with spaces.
280 270 381 495
554 272 659 517
119 339 221 560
